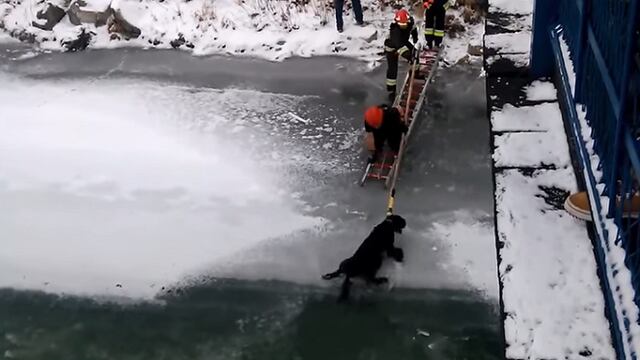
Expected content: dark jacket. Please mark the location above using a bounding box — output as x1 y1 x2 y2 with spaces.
364 105 408 137
425 0 449 8
385 19 418 50
352 218 399 261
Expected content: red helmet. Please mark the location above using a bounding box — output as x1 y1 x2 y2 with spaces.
394 9 410 26
364 106 384 129
423 0 434 8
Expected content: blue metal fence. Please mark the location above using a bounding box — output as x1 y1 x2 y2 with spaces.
532 0 640 358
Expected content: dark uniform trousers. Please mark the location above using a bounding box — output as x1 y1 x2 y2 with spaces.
384 41 414 102
424 2 446 47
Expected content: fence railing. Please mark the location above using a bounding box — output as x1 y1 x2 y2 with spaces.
531 0 640 359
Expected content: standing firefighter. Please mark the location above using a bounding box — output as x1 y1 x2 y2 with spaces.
423 0 450 49
384 8 419 102
364 104 408 163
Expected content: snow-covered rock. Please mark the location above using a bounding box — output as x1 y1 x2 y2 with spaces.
0 0 485 65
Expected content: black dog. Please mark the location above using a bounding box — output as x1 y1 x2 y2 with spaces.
322 214 406 301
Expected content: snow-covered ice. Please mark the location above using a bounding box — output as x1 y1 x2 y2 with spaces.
0 73 327 299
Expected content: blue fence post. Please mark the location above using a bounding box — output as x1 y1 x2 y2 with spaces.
530 0 559 78
573 0 588 102
607 0 640 216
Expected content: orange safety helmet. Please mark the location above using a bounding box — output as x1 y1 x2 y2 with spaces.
364 105 384 129
394 9 410 27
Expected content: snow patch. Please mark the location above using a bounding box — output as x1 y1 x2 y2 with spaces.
485 31 531 54
494 131 570 168
489 0 533 15
525 80 556 101
485 53 530 68
496 168 615 359
491 102 562 132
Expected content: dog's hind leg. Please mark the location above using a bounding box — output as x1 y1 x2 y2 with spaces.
337 277 352 303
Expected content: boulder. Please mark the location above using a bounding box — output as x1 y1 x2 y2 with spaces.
67 0 111 26
364 30 377 43
107 9 141 39
32 3 66 31
63 28 93 51
467 44 483 56
462 6 482 24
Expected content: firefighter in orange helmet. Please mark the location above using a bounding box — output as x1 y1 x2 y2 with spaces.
384 8 419 102
363 104 408 163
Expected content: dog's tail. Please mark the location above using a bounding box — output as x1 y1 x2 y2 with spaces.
321 269 343 280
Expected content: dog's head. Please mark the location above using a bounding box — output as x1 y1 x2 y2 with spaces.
386 214 407 234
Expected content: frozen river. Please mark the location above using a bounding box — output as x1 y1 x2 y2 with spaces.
0 42 501 359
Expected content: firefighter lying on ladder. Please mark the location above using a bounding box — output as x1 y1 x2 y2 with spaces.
423 0 450 49
384 8 419 103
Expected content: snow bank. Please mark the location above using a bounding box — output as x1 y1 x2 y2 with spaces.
496 168 615 359
491 102 563 132
0 0 483 65
559 30 640 357
485 32 531 54
0 73 326 300
493 131 570 168
526 80 557 101
489 0 532 15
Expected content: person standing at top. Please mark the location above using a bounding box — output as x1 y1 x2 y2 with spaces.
423 0 450 49
334 0 364 33
383 8 419 102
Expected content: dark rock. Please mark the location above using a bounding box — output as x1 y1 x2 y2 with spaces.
32 3 65 31
170 33 186 48
468 44 483 56
185 42 194 49
63 28 94 52
67 0 111 26
107 9 141 39
276 39 286 45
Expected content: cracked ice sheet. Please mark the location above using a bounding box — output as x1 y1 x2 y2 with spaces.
496 168 615 359
493 131 570 168
0 73 329 299
489 0 533 15
485 32 532 54
491 103 562 132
